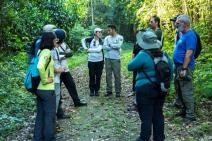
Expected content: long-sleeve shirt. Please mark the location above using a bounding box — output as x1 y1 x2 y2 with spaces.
37 49 54 90
81 37 103 62
128 50 173 88
58 42 72 72
103 34 123 60
51 48 62 83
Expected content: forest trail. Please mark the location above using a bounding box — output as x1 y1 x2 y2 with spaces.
6 63 212 141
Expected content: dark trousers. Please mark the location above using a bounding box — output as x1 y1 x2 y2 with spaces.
34 90 56 141
132 71 137 91
136 84 165 141
60 71 80 104
88 61 104 92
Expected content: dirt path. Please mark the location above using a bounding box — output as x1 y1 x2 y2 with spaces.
6 64 212 141
56 66 139 141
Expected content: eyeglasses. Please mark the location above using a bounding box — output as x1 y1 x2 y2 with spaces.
93 41 96 46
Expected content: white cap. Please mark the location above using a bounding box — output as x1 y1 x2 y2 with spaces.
43 24 56 32
94 28 102 33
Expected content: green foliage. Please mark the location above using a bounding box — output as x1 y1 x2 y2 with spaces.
68 24 90 51
0 1 89 52
191 122 212 137
68 52 87 69
0 52 35 138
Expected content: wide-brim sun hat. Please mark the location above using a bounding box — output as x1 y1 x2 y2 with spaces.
136 30 162 50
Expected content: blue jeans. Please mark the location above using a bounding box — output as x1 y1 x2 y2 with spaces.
136 84 165 141
34 90 56 141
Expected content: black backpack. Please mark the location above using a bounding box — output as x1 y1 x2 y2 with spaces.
193 31 202 59
85 37 104 59
142 51 171 94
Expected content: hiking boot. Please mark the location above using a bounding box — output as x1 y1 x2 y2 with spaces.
105 92 112 97
175 111 186 118
74 101 87 107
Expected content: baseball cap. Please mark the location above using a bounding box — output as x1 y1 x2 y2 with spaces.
170 14 180 22
94 28 102 33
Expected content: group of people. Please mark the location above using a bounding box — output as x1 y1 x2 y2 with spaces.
30 13 197 141
81 25 123 97
128 14 197 141
31 25 87 141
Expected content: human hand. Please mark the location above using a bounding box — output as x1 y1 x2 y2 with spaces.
47 77 53 83
58 67 65 73
180 69 187 78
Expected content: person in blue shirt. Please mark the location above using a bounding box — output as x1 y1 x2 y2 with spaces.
128 31 173 141
173 14 197 123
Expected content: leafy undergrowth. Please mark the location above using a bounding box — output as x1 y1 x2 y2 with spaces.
0 52 35 140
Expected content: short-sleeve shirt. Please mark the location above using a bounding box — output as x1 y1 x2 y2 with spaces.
173 30 197 69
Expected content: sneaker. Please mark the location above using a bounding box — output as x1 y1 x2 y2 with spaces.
74 101 87 107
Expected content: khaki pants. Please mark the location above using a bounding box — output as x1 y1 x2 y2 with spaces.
105 59 121 94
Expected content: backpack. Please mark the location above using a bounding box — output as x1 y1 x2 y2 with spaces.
193 31 202 59
85 37 104 59
142 51 171 94
26 37 41 63
24 50 51 93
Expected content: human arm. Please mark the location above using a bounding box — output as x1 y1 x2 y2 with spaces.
180 34 196 76
128 52 144 71
103 36 112 51
81 38 88 50
110 35 124 49
88 45 103 53
59 43 73 59
180 50 193 77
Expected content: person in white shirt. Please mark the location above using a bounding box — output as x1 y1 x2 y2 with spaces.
51 41 65 113
81 28 104 96
103 25 123 97
54 29 87 119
